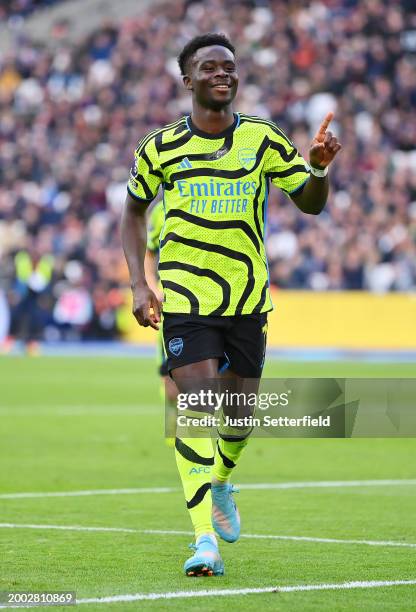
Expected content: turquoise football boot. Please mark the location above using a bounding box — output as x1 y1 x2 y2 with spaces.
211 483 240 543
184 535 224 577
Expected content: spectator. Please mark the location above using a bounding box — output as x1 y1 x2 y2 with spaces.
0 0 415 346
0 0 65 22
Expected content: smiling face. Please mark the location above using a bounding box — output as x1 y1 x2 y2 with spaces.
183 45 239 111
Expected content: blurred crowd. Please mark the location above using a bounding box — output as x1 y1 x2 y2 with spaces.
0 0 64 22
0 0 415 345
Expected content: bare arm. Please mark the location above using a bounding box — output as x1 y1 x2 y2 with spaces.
144 249 163 302
290 112 341 215
290 174 329 215
121 193 161 330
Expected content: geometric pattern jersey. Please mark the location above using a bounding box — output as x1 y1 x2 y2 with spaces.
128 113 310 316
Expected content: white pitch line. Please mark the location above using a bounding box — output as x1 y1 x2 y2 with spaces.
0 404 159 410
1 580 415 608
1 523 415 549
77 580 416 603
0 487 178 499
0 404 160 416
0 523 140 534
240 533 416 548
0 410 158 416
1 479 415 500
240 479 416 490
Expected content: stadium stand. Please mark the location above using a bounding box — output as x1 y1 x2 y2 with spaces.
0 0 415 343
0 0 66 21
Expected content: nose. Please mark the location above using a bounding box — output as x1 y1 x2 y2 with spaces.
214 65 227 78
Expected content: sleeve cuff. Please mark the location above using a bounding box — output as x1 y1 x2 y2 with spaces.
127 186 154 203
288 175 310 196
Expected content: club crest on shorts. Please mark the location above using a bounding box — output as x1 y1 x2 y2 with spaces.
169 337 183 356
238 148 257 171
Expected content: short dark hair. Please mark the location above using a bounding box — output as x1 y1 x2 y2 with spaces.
177 33 235 76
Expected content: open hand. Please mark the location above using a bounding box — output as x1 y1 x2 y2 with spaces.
309 112 342 169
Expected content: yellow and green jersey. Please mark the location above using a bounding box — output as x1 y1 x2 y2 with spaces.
146 200 165 254
128 113 310 316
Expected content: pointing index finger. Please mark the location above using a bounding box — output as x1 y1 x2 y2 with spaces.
314 111 334 139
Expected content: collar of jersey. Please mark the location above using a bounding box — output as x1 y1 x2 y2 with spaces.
185 112 240 139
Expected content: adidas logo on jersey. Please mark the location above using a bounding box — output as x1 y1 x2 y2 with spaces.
177 157 192 169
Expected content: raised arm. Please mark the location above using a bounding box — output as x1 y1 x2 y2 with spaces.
121 193 161 330
291 112 342 215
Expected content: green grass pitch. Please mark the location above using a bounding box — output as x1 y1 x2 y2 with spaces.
0 356 415 611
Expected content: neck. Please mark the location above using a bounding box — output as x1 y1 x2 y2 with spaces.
190 103 234 134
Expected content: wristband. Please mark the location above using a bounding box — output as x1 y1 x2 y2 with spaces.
309 164 328 178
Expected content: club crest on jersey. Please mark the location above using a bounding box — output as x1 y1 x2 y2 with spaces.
169 337 183 356
238 148 257 171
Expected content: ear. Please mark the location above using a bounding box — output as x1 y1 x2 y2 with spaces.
183 75 193 91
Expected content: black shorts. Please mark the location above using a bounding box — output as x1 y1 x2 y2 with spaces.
162 312 268 378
